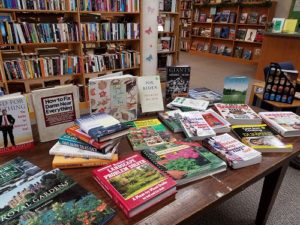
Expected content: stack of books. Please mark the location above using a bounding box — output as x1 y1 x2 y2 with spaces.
167 96 209 111
49 113 130 169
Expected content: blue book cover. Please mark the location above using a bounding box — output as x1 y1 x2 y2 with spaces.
222 76 249 104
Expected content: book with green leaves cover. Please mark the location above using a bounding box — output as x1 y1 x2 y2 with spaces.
158 110 182 132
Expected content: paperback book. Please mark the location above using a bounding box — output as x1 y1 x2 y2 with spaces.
222 76 249 104
169 97 209 111
158 109 182 133
201 109 231 133
188 87 222 106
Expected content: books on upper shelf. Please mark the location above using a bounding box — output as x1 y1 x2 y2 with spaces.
176 111 216 140
89 74 138 122
239 13 248 24
159 0 177 12
222 76 249 104
166 66 191 102
137 75 164 113
0 0 77 10
0 168 116 225
220 10 230 23
247 12 259 24
127 119 176 151
92 154 177 218
0 94 34 154
75 113 130 142
188 87 223 106
232 124 293 153
169 97 209 111
158 36 176 52
80 0 139 12
32 84 80 142
203 133 262 169
259 111 300 137
214 103 262 125
158 109 182 133
282 19 298 33
272 18 285 33
201 109 231 133
141 141 227 186
158 14 175 32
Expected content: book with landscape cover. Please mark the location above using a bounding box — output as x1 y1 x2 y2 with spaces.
259 111 300 137
166 66 191 102
0 157 44 195
222 76 249 104
188 87 222 106
176 111 216 140
32 84 80 142
0 94 34 154
141 141 227 185
127 119 176 151
214 103 262 125
75 113 130 142
92 154 177 218
0 169 116 225
170 97 209 111
158 109 182 133
201 109 231 133
203 133 262 169
232 124 293 153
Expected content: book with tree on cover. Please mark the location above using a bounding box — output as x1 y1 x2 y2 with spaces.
158 109 182 133
92 154 177 218
232 124 293 153
127 119 176 151
141 141 226 185
188 87 222 106
200 109 231 133
222 76 249 104
0 169 116 225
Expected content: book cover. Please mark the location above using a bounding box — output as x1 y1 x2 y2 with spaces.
52 154 119 169
243 50 252 60
158 109 182 133
247 12 259 24
245 29 257 42
32 84 80 142
170 97 209 111
127 119 176 151
272 18 285 33
222 76 249 104
203 133 262 169
236 29 247 40
176 111 216 140
92 154 177 218
214 103 262 125
259 111 300 137
239 13 248 24
232 124 293 152
282 19 298 33
201 109 231 133
89 75 138 122
220 10 230 23
0 169 116 225
137 76 164 113
141 141 226 185
166 66 191 102
188 87 223 105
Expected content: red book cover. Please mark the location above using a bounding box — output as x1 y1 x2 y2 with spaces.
92 154 177 217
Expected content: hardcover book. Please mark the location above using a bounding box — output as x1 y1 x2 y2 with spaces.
239 13 248 24
32 84 80 142
92 154 177 218
142 141 227 185
166 66 191 102
188 87 222 105
170 97 209 111
158 109 182 133
127 119 176 151
201 109 231 133
232 124 293 153
282 19 298 33
203 133 262 169
0 169 116 225
222 76 249 104
214 103 262 125
0 94 34 154
247 12 259 24
272 18 285 33
245 29 257 42
89 74 138 122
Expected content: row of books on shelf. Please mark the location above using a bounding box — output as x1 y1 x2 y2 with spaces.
158 54 173 69
180 10 192 18
0 0 77 10
180 29 190 38
158 36 176 52
158 14 175 33
180 0 192 11
159 0 177 12
180 40 190 50
80 0 139 12
180 18 192 26
81 22 140 41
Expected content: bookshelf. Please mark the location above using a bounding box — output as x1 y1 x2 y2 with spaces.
190 1 276 65
0 0 142 101
179 0 193 51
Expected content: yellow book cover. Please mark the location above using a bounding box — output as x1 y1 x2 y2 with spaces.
282 19 298 33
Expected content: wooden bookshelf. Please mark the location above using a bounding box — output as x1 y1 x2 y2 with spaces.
179 0 193 52
190 1 277 64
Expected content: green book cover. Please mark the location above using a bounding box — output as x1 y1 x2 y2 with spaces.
158 110 182 133
222 76 249 104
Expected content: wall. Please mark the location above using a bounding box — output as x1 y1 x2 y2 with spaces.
275 0 292 18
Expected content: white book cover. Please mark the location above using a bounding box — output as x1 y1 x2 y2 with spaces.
170 97 209 111
137 75 164 113
201 109 231 133
32 84 80 142
272 18 285 33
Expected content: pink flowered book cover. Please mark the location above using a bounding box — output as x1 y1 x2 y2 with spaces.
89 75 138 122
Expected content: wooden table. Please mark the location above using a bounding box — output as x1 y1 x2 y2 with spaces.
1 126 299 225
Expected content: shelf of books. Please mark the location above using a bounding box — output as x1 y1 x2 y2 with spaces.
179 0 193 51
190 0 276 65
0 0 141 101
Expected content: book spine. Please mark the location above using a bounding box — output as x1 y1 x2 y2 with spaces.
58 138 100 153
52 159 113 169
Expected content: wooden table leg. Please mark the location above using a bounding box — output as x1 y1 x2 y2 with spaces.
255 162 289 225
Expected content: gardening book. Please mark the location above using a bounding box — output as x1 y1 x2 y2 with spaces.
0 94 34 154
0 169 116 225
89 74 138 122
75 113 130 142
222 76 249 104
141 141 227 185
166 66 191 102
176 111 216 140
158 109 182 133
214 103 262 125
203 133 262 169
92 154 177 218
127 119 176 151
259 111 300 137
0 157 44 195
188 87 222 106
31 84 80 142
232 124 293 153
137 75 164 113
201 109 231 133
170 97 209 111
52 154 119 169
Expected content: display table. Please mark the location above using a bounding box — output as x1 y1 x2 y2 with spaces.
1 123 299 225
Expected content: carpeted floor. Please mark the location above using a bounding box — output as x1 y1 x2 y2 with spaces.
178 52 300 225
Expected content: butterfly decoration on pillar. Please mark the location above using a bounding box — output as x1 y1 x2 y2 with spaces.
146 54 153 62
145 27 152 35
